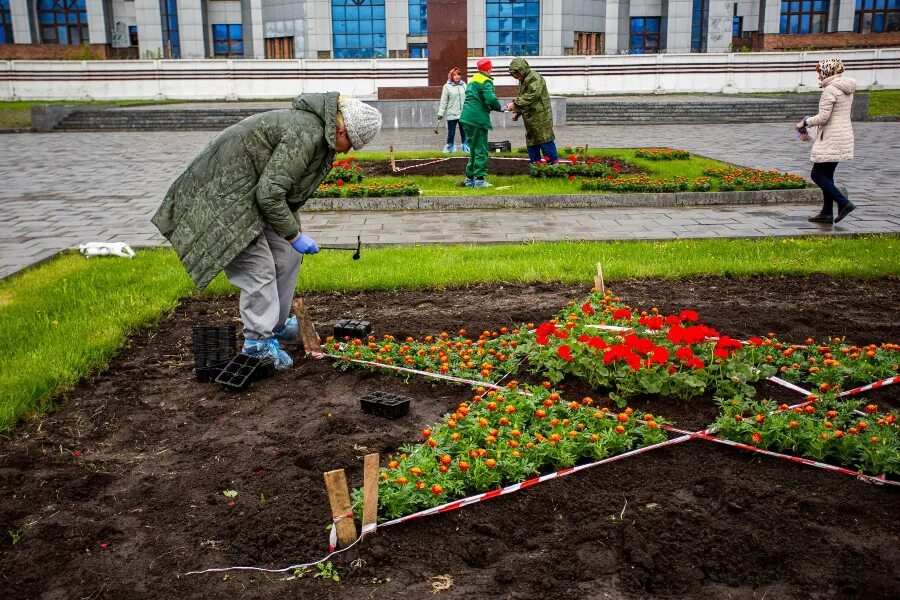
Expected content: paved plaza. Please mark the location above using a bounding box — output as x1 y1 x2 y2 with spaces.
1 122 899 279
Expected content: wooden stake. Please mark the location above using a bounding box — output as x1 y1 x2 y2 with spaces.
594 262 605 295
583 143 589 162
291 298 322 354
390 145 396 173
323 469 357 548
362 453 379 534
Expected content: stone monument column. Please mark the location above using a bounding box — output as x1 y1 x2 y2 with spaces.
427 0 468 87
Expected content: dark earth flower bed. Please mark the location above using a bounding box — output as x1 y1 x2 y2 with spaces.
0 275 897 599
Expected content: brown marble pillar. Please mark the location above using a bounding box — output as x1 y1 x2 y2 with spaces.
427 0 468 87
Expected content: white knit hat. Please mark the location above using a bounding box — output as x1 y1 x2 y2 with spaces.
339 97 382 150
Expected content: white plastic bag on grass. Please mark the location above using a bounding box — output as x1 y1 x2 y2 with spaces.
78 242 136 259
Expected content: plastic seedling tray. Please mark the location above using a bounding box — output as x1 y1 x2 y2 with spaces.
334 319 373 340
192 325 237 368
359 392 410 419
195 358 232 383
215 354 276 390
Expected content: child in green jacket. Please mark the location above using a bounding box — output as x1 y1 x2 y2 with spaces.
459 58 505 188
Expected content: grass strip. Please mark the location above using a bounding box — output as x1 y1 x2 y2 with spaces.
867 90 900 118
0 99 187 129
2 236 898 433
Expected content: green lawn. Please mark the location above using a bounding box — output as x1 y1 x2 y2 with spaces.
0 99 186 130
348 149 748 196
868 90 900 118
1 236 898 434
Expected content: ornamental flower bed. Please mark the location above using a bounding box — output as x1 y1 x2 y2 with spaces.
313 180 420 198
353 383 669 519
750 336 900 393
529 157 615 179
323 157 364 185
516 291 776 405
327 329 522 383
580 175 691 193
635 148 691 160
712 396 899 475
703 167 808 191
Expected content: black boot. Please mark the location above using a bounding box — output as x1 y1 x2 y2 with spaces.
808 213 833 224
835 203 856 223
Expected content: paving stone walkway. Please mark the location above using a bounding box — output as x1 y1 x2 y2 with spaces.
1 122 898 279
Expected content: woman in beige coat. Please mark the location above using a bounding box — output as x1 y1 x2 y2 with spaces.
796 58 857 224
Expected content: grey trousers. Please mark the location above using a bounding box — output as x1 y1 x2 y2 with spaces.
224 226 301 341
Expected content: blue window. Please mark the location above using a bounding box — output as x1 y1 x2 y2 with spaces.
733 16 743 37
213 23 243 57
160 0 180 58
485 0 539 56
854 0 899 32
409 43 427 57
38 0 88 45
408 0 426 36
630 16 660 54
0 0 12 44
691 0 708 52
129 25 138 46
332 0 387 59
779 0 828 33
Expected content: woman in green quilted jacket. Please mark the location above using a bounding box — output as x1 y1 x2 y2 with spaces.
459 58 506 188
152 93 381 369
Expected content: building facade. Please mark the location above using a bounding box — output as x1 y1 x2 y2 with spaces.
0 0 897 59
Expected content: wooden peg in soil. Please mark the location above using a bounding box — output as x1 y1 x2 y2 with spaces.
291 298 322 355
323 468 357 548
390 145 396 173
362 453 379 535
594 262 605 295
583 143 589 162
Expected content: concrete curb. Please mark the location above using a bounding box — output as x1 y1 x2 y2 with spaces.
300 188 824 211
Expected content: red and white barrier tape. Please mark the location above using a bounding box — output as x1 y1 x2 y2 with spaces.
765 376 813 397
377 433 694 529
663 425 898 488
313 351 505 390
837 375 899 398
327 511 354 553
391 157 452 172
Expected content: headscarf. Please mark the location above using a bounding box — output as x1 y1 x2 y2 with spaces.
817 58 845 78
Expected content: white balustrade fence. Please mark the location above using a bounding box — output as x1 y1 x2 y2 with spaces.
1 49 898 100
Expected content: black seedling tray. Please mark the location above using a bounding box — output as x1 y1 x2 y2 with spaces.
195 358 232 383
488 140 512 152
359 391 410 419
215 354 276 390
333 319 373 340
192 325 237 368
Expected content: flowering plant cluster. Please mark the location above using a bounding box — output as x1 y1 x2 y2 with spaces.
703 168 808 191
745 336 899 393
581 175 691 194
635 148 691 160
530 157 614 179
327 329 522 383
323 157 364 185
313 180 420 198
353 383 669 519
516 291 776 405
712 396 899 475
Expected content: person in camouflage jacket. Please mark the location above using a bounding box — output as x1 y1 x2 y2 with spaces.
459 58 505 188
506 57 558 164
152 93 381 368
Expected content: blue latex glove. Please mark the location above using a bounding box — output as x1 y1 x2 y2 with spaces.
290 234 319 254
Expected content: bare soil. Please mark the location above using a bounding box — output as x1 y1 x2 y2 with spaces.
358 156 643 177
1 275 898 600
